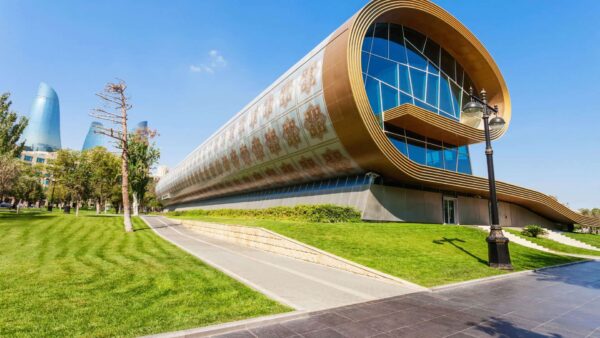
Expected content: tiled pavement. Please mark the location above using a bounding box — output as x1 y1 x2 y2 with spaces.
212 261 600 338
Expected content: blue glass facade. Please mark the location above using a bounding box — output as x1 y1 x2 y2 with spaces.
22 82 62 152
362 23 473 175
82 121 105 151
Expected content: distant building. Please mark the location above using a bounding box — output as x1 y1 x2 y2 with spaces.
22 82 62 152
82 122 105 151
154 165 169 180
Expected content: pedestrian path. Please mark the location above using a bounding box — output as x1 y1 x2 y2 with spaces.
544 228 600 251
141 216 421 311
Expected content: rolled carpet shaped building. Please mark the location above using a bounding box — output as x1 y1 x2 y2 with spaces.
157 0 598 228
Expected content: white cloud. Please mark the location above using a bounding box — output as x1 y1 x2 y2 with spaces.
190 50 227 74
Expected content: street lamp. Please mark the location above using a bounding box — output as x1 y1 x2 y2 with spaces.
462 88 513 269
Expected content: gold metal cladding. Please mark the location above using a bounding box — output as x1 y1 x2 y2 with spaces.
323 0 599 227
383 104 491 146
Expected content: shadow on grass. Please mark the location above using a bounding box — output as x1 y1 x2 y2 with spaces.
433 237 488 265
85 214 121 218
0 212 59 221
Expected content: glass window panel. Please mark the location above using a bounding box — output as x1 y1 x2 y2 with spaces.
388 135 408 156
400 92 413 104
424 38 440 66
361 52 370 73
439 75 454 115
403 26 426 51
457 146 472 174
406 138 426 165
365 76 382 115
371 23 388 57
443 147 458 171
456 63 464 87
406 43 427 70
427 61 439 75
441 49 455 80
414 99 436 114
389 24 407 64
405 130 425 141
362 25 375 52
368 55 398 87
426 144 444 169
409 68 426 101
426 73 439 107
450 81 462 119
381 83 398 111
399 65 411 94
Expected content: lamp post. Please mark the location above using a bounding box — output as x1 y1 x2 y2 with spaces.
462 88 513 269
47 178 56 212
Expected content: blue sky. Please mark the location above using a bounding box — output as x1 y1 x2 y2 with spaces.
1 0 599 210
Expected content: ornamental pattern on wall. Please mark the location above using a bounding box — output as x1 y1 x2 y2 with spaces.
303 103 327 140
156 49 361 204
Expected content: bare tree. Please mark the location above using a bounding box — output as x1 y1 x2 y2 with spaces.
90 80 133 232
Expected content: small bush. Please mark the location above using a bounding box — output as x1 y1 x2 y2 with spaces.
521 225 547 238
166 204 361 223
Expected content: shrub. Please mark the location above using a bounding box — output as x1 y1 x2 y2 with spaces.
521 225 547 238
166 204 361 223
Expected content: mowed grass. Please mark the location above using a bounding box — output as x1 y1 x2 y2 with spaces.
0 211 288 337
563 232 600 249
506 228 600 256
171 215 581 287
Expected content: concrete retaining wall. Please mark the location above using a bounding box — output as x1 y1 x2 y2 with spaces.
169 184 560 228
175 218 423 288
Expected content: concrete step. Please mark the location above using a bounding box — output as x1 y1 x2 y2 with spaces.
477 226 551 253
544 229 600 252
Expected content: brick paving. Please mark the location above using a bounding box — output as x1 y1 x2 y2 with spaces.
212 261 600 338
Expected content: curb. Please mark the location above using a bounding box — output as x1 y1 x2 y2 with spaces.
431 259 593 291
142 311 309 338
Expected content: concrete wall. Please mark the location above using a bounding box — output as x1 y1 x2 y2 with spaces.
168 183 558 227
362 185 443 223
498 202 558 229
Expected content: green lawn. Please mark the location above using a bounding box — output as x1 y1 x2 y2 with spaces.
0 211 288 337
563 232 600 249
171 215 581 287
506 228 600 257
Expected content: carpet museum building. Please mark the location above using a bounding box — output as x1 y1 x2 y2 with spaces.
156 0 599 228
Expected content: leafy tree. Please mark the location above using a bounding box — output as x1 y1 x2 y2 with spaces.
142 179 162 212
12 163 45 204
49 150 92 216
0 154 21 199
85 147 120 214
128 130 159 216
0 93 28 157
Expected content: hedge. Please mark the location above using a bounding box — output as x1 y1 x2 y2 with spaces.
166 204 361 223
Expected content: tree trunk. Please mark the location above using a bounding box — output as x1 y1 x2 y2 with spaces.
75 202 80 217
132 193 139 216
96 201 100 214
121 108 132 232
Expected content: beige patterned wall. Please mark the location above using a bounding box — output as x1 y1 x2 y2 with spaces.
157 48 362 205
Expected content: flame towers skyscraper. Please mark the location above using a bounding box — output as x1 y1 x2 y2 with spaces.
22 82 62 152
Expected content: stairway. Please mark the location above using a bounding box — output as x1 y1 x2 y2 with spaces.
544 229 600 251
477 226 552 253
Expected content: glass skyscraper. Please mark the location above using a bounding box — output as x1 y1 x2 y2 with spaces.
22 82 62 152
82 121 105 151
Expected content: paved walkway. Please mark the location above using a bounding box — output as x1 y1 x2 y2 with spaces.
141 216 420 311
212 261 600 338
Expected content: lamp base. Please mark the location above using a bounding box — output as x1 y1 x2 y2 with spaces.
487 226 513 270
